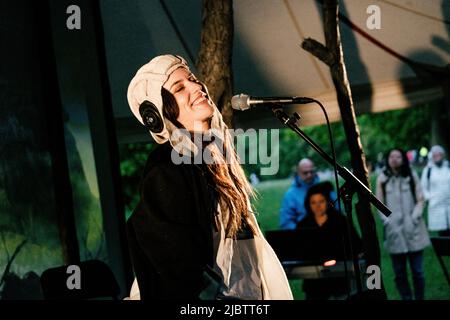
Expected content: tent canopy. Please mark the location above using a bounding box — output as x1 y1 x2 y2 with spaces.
100 0 450 142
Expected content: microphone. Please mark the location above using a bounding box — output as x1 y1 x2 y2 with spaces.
231 93 315 111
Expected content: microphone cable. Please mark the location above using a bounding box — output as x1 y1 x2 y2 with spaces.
302 98 355 300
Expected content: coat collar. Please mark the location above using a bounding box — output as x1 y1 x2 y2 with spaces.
294 174 319 187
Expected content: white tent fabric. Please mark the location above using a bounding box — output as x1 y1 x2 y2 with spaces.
100 0 450 141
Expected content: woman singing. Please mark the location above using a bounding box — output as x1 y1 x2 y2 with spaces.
125 54 292 300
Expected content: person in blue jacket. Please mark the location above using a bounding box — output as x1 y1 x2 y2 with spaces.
279 159 336 229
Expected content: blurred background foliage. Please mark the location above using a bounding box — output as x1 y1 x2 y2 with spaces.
119 102 435 213
115 102 450 299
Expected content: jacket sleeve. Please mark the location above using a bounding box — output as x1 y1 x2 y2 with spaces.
279 191 298 229
375 174 390 226
129 163 209 300
411 171 425 223
330 190 338 206
420 167 431 201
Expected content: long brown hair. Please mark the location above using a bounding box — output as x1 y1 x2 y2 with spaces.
161 87 257 238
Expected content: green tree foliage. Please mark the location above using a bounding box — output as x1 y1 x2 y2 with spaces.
119 102 435 212
358 103 433 163
119 142 155 218
241 102 434 180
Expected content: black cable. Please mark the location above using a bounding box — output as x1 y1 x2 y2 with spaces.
308 99 353 300
159 0 196 66
271 103 369 299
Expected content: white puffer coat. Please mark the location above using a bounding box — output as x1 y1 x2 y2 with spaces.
421 160 450 231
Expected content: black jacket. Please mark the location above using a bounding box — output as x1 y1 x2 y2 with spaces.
296 209 362 261
296 209 363 298
126 142 217 300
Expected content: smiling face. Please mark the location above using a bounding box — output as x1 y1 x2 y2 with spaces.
162 68 214 132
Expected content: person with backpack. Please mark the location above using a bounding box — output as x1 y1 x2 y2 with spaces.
376 148 430 300
421 145 450 236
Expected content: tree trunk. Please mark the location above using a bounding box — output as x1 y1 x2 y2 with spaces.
302 0 386 299
441 77 450 153
412 64 450 154
196 0 234 128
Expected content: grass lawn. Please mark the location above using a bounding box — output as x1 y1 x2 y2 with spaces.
252 178 450 300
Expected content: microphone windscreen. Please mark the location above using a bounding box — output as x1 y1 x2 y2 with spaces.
231 94 251 111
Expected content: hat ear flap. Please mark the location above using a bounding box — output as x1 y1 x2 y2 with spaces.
139 100 164 134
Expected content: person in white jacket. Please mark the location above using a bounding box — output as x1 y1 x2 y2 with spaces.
421 145 450 236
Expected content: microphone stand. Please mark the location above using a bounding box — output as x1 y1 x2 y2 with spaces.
270 105 391 299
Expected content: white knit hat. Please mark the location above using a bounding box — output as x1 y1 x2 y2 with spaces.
430 145 445 155
127 54 226 156
127 54 190 144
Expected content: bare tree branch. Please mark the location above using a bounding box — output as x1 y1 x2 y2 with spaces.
301 0 387 299
301 38 335 66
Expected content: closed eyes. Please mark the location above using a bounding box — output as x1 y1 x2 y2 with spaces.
172 74 200 94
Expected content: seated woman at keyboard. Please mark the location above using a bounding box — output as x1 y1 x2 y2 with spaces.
296 182 362 300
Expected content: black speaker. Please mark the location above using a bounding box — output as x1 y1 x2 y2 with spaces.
139 100 164 133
